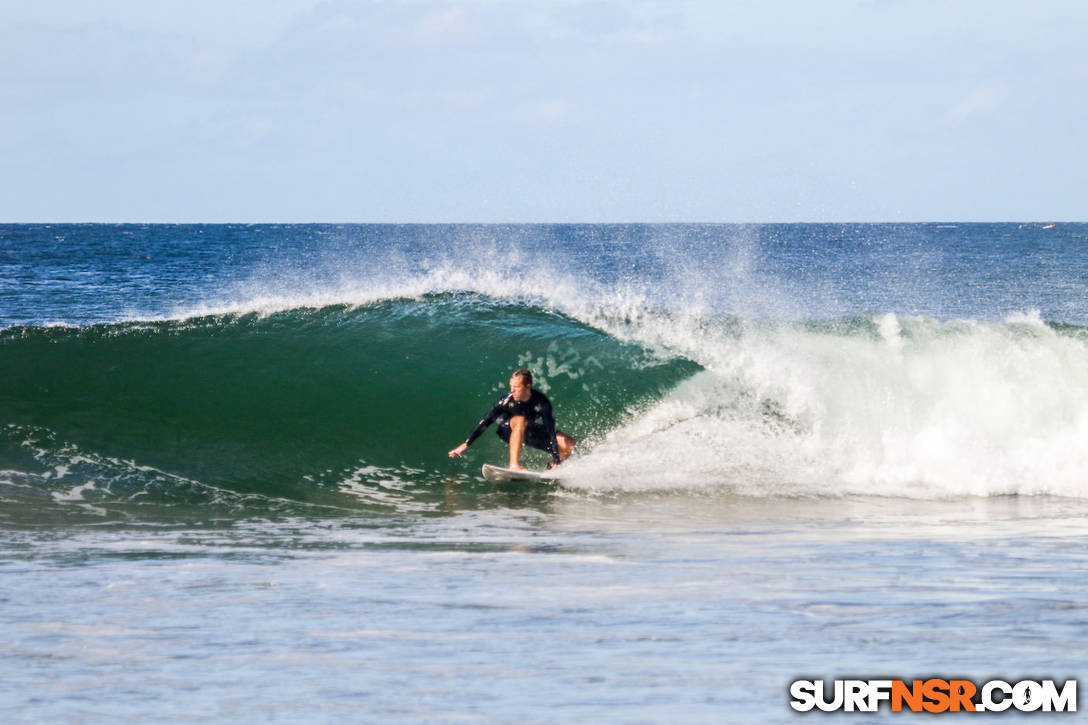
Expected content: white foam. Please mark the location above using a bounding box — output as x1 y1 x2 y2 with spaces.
561 313 1088 498
50 480 99 502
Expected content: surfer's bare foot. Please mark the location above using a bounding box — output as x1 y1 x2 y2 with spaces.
508 462 525 471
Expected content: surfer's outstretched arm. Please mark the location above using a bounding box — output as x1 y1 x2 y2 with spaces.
448 397 506 457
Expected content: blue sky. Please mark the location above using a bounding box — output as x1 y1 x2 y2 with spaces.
2 0 1085 222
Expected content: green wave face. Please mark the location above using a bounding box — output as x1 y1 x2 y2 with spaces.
0 295 700 512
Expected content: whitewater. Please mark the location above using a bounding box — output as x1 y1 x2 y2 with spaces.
2 223 1087 722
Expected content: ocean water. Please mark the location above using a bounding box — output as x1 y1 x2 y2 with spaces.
2 223 1087 722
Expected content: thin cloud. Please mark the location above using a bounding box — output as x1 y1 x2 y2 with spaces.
511 98 575 126
412 7 470 46
945 83 1009 123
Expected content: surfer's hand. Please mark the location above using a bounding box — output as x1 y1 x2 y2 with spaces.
449 443 468 458
546 461 559 471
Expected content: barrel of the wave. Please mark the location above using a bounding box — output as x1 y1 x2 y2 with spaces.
0 295 700 506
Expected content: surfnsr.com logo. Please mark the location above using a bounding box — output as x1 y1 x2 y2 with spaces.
789 679 1077 713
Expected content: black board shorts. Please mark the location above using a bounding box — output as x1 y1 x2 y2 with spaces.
496 420 554 452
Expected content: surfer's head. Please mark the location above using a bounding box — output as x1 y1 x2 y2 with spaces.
510 369 533 401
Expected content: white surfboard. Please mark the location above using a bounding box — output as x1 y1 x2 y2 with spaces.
481 463 558 483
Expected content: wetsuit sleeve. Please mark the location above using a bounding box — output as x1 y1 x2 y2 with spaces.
538 395 562 465
464 397 505 447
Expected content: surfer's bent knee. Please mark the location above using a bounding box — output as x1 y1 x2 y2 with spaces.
557 431 575 460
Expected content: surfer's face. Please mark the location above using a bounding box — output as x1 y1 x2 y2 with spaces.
509 376 530 401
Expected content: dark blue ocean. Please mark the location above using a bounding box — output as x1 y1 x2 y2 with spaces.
2 223 1087 722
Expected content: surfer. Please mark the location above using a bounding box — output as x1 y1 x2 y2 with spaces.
448 369 576 470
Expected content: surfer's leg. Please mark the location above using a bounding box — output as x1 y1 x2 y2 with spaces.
556 431 576 461
507 415 527 470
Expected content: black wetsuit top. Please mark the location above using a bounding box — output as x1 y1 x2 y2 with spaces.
464 389 562 464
